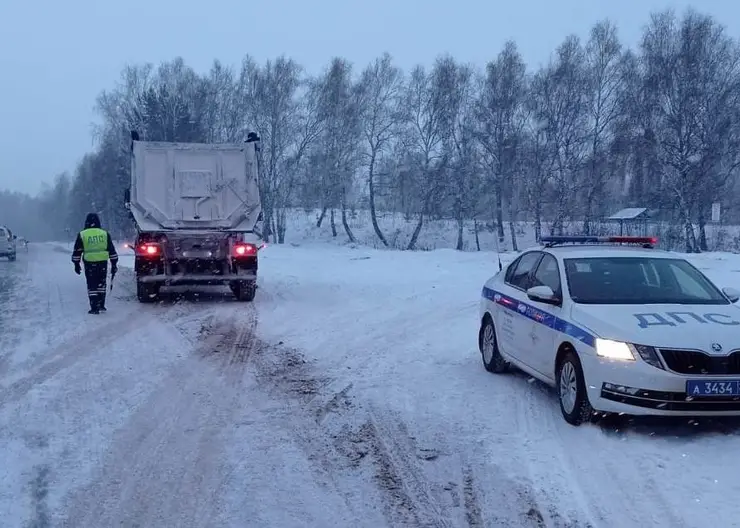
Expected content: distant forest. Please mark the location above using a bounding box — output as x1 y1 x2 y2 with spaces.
3 8 739 252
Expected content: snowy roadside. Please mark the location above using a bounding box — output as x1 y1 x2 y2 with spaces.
119 242 740 526
231 243 740 527
3 242 740 526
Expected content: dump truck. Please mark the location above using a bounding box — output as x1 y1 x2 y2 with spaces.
124 131 263 303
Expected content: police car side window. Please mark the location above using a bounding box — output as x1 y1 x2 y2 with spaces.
504 256 521 283
507 252 541 290
532 253 561 294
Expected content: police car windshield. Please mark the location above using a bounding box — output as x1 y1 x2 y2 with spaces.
563 257 729 305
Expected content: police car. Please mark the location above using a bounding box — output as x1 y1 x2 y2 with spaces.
478 235 740 426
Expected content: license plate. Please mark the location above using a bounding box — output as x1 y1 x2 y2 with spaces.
182 250 212 258
686 380 740 396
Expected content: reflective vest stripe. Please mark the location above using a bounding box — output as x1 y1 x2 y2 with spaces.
80 228 109 262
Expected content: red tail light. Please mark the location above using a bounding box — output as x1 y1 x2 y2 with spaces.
233 243 256 256
136 242 161 257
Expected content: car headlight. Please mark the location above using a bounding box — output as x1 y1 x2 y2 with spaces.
595 338 635 360
594 339 665 369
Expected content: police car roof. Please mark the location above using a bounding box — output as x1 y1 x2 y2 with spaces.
540 244 676 259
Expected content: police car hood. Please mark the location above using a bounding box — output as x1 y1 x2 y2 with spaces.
569 303 740 350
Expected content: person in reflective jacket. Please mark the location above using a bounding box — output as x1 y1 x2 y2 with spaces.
71 213 119 314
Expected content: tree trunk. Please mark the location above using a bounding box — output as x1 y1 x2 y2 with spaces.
330 208 337 237
341 203 356 243
495 182 505 242
456 214 464 251
276 208 287 244
262 207 272 241
508 202 518 252
368 154 388 246
583 196 593 236
698 212 708 251
407 212 424 250
316 207 328 227
269 213 277 243
474 219 481 251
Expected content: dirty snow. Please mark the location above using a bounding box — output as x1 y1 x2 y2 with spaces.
1 218 740 527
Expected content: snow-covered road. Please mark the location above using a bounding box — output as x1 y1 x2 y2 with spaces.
2 242 740 527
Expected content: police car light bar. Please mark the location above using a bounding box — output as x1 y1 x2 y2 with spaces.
540 235 658 247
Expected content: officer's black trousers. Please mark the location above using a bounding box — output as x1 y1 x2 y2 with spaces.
83 261 108 311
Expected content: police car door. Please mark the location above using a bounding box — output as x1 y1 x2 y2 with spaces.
499 251 544 362
524 253 563 378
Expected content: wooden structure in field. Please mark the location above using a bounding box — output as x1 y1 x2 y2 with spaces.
605 207 650 236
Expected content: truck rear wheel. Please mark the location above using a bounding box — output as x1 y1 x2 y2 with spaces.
136 281 160 303
231 280 256 302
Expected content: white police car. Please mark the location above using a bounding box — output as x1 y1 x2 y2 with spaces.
478 235 740 425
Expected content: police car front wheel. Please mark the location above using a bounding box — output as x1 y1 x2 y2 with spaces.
556 350 593 426
479 317 508 374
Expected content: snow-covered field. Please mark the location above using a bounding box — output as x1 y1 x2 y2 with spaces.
276 207 740 253
2 216 740 527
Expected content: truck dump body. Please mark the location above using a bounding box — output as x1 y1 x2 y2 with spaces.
126 135 262 303
128 140 261 233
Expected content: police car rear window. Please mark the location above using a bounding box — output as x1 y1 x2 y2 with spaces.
563 257 729 305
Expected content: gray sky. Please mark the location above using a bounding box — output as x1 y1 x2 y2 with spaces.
0 0 735 195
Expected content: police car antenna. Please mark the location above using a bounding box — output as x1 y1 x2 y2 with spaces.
493 229 503 271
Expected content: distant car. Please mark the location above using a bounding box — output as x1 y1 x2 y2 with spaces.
0 226 17 261
478 235 740 426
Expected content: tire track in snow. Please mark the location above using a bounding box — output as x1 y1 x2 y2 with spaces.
357 410 455 527
60 307 259 528
0 311 152 407
26 464 51 528
250 342 521 527
247 343 446 526
461 466 483 527
513 382 601 527
513 379 690 528
0 270 211 409
0 254 32 376
200 306 258 385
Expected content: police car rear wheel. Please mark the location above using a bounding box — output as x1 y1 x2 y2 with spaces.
479 318 508 373
557 351 593 426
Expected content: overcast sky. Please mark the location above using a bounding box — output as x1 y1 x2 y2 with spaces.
0 0 735 195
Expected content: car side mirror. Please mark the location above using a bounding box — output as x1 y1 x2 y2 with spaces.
526 285 560 305
12 235 16 240
723 286 740 303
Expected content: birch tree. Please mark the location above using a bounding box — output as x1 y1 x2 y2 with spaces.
642 10 740 251
250 57 305 243
355 53 404 246
315 58 362 242
476 41 528 247
531 36 590 234
402 63 447 250
582 20 623 233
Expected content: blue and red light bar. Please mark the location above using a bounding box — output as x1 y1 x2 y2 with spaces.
540 235 658 246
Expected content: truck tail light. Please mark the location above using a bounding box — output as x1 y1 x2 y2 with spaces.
233 243 256 256
136 242 161 257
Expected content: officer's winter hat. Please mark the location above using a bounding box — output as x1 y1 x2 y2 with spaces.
84 213 101 229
